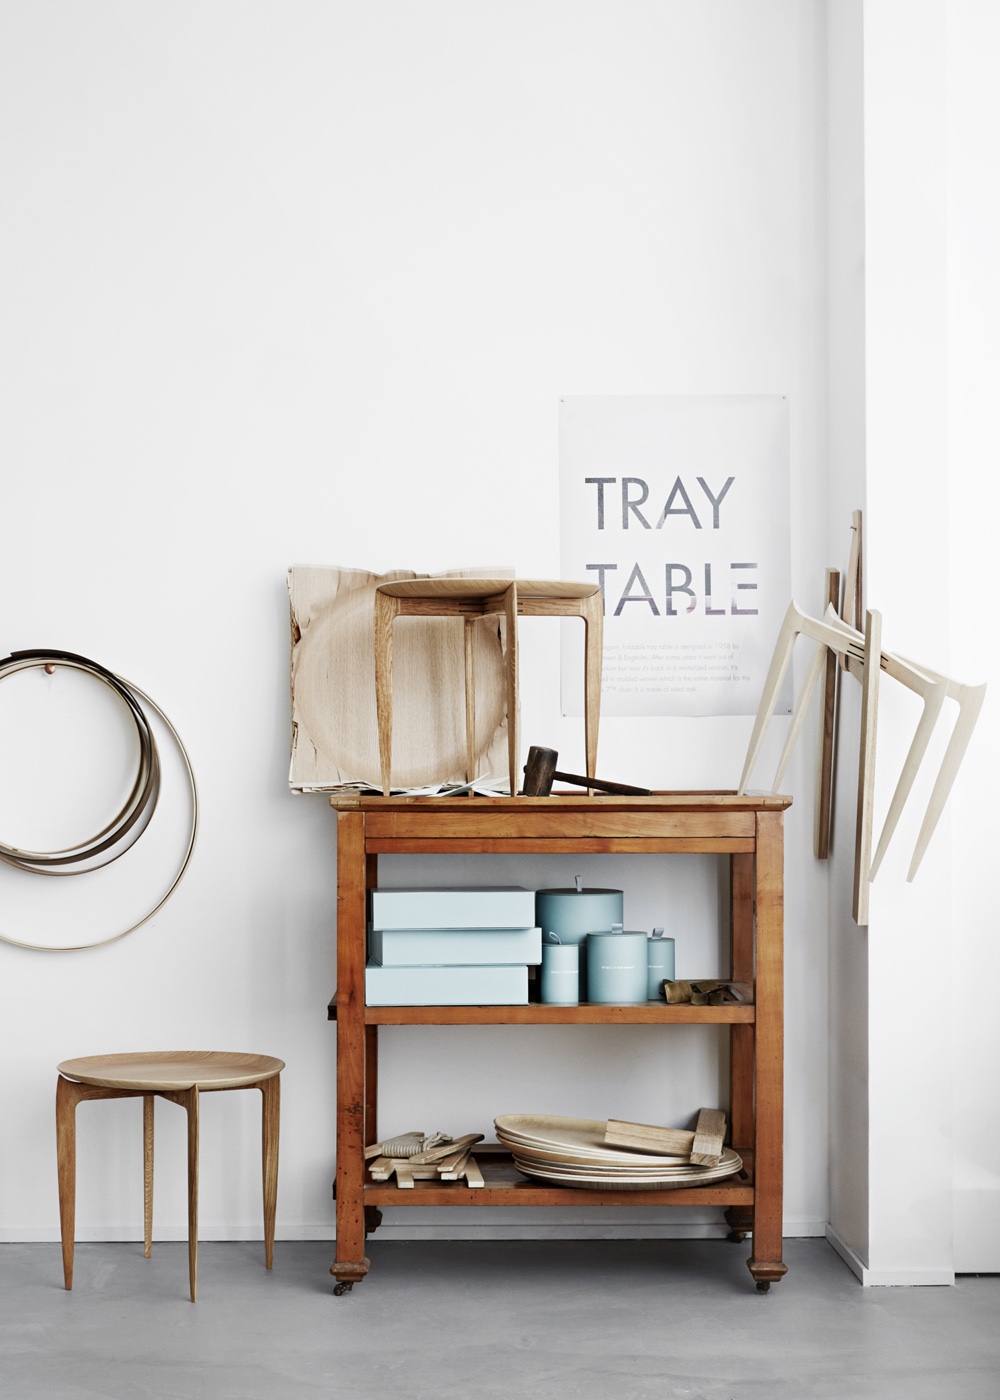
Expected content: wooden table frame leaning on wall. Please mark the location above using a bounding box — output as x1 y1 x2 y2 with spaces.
327 792 789 1293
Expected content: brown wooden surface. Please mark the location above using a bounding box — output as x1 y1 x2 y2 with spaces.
748 808 787 1289
729 852 755 1155
143 1095 154 1258
363 810 756 842
362 1152 754 1207
330 791 789 813
260 1072 280 1273
815 567 841 859
56 1051 284 1092
329 1001 755 1025
329 793 787 1291
368 837 756 855
333 810 370 1284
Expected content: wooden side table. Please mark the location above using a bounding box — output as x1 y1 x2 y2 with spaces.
373 578 603 794
56 1050 283 1301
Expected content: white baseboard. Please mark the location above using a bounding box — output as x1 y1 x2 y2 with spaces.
826 1225 954 1286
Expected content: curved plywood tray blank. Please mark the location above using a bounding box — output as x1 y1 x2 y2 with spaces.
288 565 511 792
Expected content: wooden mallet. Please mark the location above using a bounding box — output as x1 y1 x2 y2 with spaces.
522 745 651 797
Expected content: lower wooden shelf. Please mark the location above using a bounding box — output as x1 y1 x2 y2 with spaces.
328 998 754 1025
358 1147 755 1208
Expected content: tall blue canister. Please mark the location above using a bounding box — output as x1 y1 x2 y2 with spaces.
534 884 624 1002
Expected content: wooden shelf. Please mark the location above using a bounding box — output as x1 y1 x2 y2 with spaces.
360 1149 756 1208
328 999 755 1025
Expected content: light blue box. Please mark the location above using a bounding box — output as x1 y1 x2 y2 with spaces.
369 926 542 966
364 961 529 1006
370 887 536 930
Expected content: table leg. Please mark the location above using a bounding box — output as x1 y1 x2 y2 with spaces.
503 582 518 796
260 1074 280 1270
581 590 603 782
163 1086 201 1302
374 592 401 795
749 811 787 1291
143 1094 154 1258
333 810 371 1291
55 1075 83 1290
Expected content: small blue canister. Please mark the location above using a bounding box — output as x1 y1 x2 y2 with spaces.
647 929 676 999
586 929 649 1004
540 936 580 1004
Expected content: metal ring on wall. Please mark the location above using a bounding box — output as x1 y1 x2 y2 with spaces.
0 650 199 952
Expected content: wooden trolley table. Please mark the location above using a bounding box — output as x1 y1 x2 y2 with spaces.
327 791 789 1293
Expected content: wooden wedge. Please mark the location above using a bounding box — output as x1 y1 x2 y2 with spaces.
438 1148 473 1179
604 1120 696 1156
461 1157 485 1188
690 1108 727 1166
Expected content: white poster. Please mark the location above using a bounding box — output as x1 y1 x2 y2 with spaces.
560 396 791 718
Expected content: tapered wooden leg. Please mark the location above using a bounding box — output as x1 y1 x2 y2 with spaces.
772 641 827 793
906 679 987 881
815 569 841 859
503 582 518 796
738 603 799 794
463 617 477 784
260 1074 280 1270
853 610 882 926
580 591 603 783
178 1087 200 1303
56 1075 83 1290
143 1095 154 1258
373 592 400 795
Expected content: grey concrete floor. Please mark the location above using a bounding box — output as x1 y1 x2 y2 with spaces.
1 1238 998 1400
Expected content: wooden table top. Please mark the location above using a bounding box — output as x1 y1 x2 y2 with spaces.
327 790 792 812
56 1051 284 1091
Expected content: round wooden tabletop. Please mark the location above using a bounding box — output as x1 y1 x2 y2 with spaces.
56 1051 284 1092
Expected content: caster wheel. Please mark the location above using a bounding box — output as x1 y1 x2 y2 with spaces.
727 1229 747 1243
756 1280 770 1293
333 1281 354 1296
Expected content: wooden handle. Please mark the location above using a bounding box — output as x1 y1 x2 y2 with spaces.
552 769 651 796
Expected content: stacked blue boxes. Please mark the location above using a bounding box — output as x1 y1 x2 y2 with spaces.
365 887 540 1005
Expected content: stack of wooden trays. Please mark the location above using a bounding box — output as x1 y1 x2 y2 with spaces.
494 1114 742 1190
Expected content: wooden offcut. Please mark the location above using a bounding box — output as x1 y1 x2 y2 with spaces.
690 1108 727 1167
604 1119 696 1156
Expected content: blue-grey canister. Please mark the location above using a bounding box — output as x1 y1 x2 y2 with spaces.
540 940 580 1004
535 886 623 1001
647 935 676 999
586 930 649 1004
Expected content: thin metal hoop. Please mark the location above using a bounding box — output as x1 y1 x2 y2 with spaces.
0 656 198 952
0 653 159 872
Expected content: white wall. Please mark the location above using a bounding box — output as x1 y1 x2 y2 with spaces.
948 0 1000 1273
862 0 953 1285
2 0 829 1245
824 0 870 1268
825 0 999 1283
